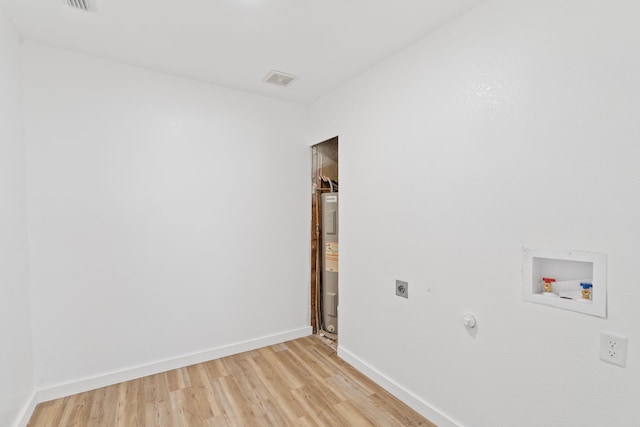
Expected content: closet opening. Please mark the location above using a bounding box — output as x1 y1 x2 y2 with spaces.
310 137 338 348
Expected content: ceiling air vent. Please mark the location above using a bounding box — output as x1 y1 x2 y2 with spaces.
63 0 97 13
263 70 298 88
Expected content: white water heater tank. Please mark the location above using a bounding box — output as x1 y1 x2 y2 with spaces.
321 193 338 337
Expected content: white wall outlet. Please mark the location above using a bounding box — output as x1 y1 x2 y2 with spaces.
599 332 628 367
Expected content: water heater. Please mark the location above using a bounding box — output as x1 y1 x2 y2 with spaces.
321 193 338 337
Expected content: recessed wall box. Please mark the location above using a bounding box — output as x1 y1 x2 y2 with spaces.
522 248 607 318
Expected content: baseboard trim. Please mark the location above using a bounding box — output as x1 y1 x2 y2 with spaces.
338 346 462 427
14 391 38 427
29 326 312 412
17 329 460 427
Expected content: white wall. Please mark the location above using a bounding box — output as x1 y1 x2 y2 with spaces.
22 42 310 390
310 1 640 426
0 10 34 427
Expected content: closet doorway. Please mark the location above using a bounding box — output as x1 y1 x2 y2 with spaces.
310 137 339 345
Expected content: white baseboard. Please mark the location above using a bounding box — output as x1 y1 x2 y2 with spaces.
338 346 463 427
17 329 458 427
14 391 38 427
17 326 311 426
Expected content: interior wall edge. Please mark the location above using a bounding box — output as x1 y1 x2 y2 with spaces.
337 346 461 427
11 392 37 427
0 5 35 427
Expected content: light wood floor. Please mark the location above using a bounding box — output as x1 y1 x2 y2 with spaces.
28 336 435 426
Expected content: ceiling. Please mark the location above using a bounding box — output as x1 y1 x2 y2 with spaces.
1 0 484 104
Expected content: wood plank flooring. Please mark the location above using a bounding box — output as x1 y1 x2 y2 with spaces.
28 336 435 427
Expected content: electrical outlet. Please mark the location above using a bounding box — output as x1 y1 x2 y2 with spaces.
395 280 408 298
600 332 628 367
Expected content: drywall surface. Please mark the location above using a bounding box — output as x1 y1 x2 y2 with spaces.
0 10 34 427
309 1 640 426
22 42 310 388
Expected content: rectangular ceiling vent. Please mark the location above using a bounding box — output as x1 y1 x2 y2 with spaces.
63 0 97 13
263 70 298 88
